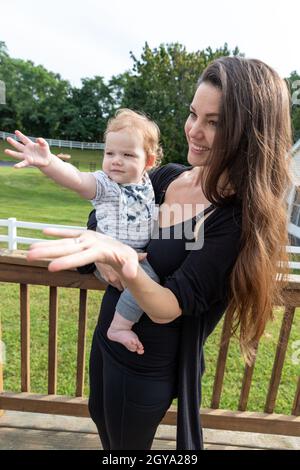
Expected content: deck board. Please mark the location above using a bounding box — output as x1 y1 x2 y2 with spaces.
0 427 263 451
0 411 299 451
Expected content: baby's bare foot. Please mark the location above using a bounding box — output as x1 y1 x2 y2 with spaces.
107 327 144 354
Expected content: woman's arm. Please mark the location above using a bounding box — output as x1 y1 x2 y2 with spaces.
27 228 182 323
117 265 182 323
27 204 241 325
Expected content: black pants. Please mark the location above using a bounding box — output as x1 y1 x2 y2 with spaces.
88 329 175 450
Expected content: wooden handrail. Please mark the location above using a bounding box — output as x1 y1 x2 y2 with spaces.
0 249 299 437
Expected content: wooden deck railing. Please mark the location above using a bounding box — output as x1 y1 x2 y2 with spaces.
0 250 300 438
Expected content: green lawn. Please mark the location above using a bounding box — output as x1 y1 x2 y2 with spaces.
0 164 299 413
0 142 103 246
0 139 104 166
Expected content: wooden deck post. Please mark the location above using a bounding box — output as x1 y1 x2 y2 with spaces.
0 317 4 418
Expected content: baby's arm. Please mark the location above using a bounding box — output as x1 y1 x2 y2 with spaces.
5 130 96 200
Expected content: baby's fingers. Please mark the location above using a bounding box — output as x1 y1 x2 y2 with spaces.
36 137 48 148
4 148 26 160
15 130 32 145
14 160 31 169
6 136 25 151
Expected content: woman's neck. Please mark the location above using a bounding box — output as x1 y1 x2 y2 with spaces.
188 166 204 188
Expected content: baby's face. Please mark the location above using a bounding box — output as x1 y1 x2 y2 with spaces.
102 129 148 184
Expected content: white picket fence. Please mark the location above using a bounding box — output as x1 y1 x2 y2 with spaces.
0 131 105 151
0 218 85 250
0 217 300 272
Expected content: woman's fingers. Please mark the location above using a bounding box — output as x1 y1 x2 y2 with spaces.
43 227 84 238
28 240 86 260
121 258 139 279
27 229 138 277
95 262 126 290
47 247 103 272
30 237 83 249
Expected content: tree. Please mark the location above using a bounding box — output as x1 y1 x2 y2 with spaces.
114 42 243 164
0 41 71 137
60 76 114 141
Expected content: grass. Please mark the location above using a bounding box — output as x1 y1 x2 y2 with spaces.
0 163 299 414
0 142 104 246
201 308 300 414
0 283 103 397
0 139 104 166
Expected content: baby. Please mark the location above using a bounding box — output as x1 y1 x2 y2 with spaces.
5 109 163 355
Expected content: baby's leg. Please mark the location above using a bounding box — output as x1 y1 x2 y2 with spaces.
107 312 144 355
110 258 159 355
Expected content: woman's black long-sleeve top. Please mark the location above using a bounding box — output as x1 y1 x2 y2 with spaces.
79 163 243 450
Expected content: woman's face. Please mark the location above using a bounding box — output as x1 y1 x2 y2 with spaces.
185 82 222 166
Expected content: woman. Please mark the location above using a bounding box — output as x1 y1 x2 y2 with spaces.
28 57 292 450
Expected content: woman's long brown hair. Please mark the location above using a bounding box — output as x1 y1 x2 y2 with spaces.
198 57 293 364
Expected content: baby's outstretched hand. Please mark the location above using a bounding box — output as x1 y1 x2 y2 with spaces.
5 130 52 168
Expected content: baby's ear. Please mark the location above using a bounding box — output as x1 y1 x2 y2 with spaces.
145 153 156 169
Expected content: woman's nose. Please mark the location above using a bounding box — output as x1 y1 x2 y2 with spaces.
189 121 205 139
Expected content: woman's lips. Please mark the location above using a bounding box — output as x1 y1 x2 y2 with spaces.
190 144 210 154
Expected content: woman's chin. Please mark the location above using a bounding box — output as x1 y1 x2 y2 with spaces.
187 152 207 167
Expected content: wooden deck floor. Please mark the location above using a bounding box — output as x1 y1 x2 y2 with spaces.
1 411 299 451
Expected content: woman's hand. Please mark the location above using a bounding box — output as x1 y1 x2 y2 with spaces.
5 130 52 168
27 228 139 280
95 253 147 291
95 262 125 291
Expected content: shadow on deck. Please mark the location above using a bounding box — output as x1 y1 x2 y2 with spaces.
1 411 299 451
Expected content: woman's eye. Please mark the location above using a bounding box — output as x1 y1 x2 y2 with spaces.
189 111 197 118
208 121 218 127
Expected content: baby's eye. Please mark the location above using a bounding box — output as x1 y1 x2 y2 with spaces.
106 151 113 156
124 153 134 157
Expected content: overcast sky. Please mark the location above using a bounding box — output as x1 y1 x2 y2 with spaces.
1 0 299 87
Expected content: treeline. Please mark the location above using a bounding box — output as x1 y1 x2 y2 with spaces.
0 40 299 164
